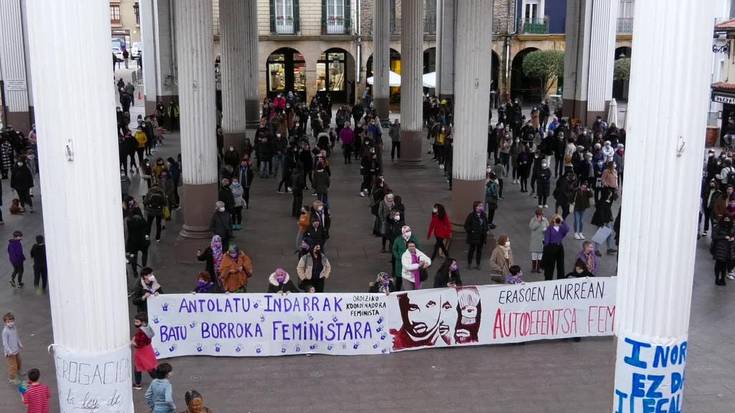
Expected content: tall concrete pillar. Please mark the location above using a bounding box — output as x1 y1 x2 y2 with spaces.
175 0 218 240
140 0 158 114
25 0 133 410
154 0 178 106
399 0 424 163
220 0 248 150
612 1 714 412
373 0 390 119
243 0 260 130
450 0 492 221
562 0 617 126
0 0 32 133
435 0 455 100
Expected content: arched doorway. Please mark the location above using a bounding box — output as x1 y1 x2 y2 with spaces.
266 47 306 101
316 48 356 104
366 48 401 103
613 46 631 101
491 51 500 92
423 47 436 74
511 47 543 104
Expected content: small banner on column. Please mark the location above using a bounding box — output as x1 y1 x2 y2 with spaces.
613 335 687 413
52 345 133 412
147 277 616 358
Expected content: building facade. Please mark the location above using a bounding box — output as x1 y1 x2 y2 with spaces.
110 0 142 51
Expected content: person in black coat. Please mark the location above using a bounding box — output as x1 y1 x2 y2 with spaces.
566 259 595 278
711 216 734 286
591 188 617 254
464 202 489 269
126 208 150 278
433 258 463 288
553 170 578 219
30 235 48 292
10 160 34 212
536 159 552 208
267 268 301 293
210 201 233 250
218 178 235 213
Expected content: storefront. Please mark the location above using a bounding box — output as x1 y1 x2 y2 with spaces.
712 86 735 144
316 48 354 104
266 48 307 101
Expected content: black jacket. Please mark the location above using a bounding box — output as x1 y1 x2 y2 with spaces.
30 243 47 270
126 214 149 252
464 212 488 245
711 224 735 262
210 211 232 238
267 280 300 293
434 268 463 288
131 282 164 313
219 186 235 212
197 247 216 278
10 164 33 191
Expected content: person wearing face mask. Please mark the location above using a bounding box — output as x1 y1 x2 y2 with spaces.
529 150 544 196
536 159 552 208
400 240 432 290
368 271 397 294
591 187 617 255
392 225 418 291
485 172 500 229
219 245 253 292
517 144 532 192
528 208 549 273
309 200 330 243
601 161 619 190
131 312 158 390
209 201 233 250
143 183 167 242
553 169 578 220
575 241 600 275
223 145 240 172
510 137 522 184
297 244 331 292
542 214 569 280
131 267 164 313
268 267 300 293
711 216 734 286
10 159 33 213
464 201 490 269
489 234 514 283
229 177 245 230
601 140 615 162
427 203 452 260
433 258 462 288
378 193 396 252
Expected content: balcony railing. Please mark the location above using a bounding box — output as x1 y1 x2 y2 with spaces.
275 16 295 34
522 17 548 34
323 15 351 34
617 17 633 34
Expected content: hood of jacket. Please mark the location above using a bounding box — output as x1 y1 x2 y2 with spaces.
268 271 290 286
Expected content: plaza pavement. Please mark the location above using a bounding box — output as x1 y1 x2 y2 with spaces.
0 107 732 412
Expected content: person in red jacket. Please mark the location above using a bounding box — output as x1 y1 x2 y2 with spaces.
427 203 452 261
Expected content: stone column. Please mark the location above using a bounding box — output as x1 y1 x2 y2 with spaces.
435 0 455 100
399 0 424 163
373 0 390 119
175 0 218 241
585 0 618 123
562 0 591 124
450 0 492 222
562 0 617 126
25 0 133 410
243 0 260 130
220 0 248 150
154 0 178 106
612 1 714 412
140 0 158 115
0 0 32 133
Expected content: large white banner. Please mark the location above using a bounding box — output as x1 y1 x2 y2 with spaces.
53 345 133 413
147 278 616 358
385 277 616 351
148 293 390 358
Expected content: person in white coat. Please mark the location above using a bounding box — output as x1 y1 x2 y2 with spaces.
400 240 432 290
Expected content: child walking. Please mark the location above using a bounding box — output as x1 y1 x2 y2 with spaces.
8 231 25 288
2 312 23 384
145 363 176 413
22 368 50 413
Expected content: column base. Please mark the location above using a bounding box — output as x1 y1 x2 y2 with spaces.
245 99 260 129
179 182 218 239
4 110 32 134
398 130 423 164
450 178 485 229
374 97 390 120
144 100 157 116
223 132 246 152
562 99 588 126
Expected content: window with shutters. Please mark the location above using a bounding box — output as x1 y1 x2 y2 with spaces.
274 0 295 34
326 0 346 34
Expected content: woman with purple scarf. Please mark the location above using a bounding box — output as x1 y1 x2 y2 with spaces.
400 241 432 290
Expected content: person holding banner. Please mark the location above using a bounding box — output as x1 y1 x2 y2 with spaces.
131 268 164 313
433 258 462 288
296 244 331 292
489 235 514 283
392 225 418 291
268 268 300 293
219 245 253 293
542 214 569 280
575 241 599 275
401 240 432 290
368 271 396 294
132 313 158 390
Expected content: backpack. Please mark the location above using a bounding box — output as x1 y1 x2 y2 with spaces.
146 191 165 210
485 181 498 201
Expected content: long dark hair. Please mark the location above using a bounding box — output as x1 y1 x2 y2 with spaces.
434 203 447 220
437 257 456 274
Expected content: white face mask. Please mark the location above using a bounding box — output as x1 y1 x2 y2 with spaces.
432 208 438 213
317 207 323 212
403 231 412 240
5 322 14 328
504 241 510 248
394 215 401 221
218 207 225 212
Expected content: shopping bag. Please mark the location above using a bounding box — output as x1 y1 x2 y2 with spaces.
591 226 613 245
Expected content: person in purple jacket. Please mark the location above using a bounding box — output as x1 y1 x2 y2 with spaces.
339 122 354 165
7 231 25 288
542 214 569 280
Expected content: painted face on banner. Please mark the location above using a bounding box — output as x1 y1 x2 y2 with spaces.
454 287 482 344
392 291 458 350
